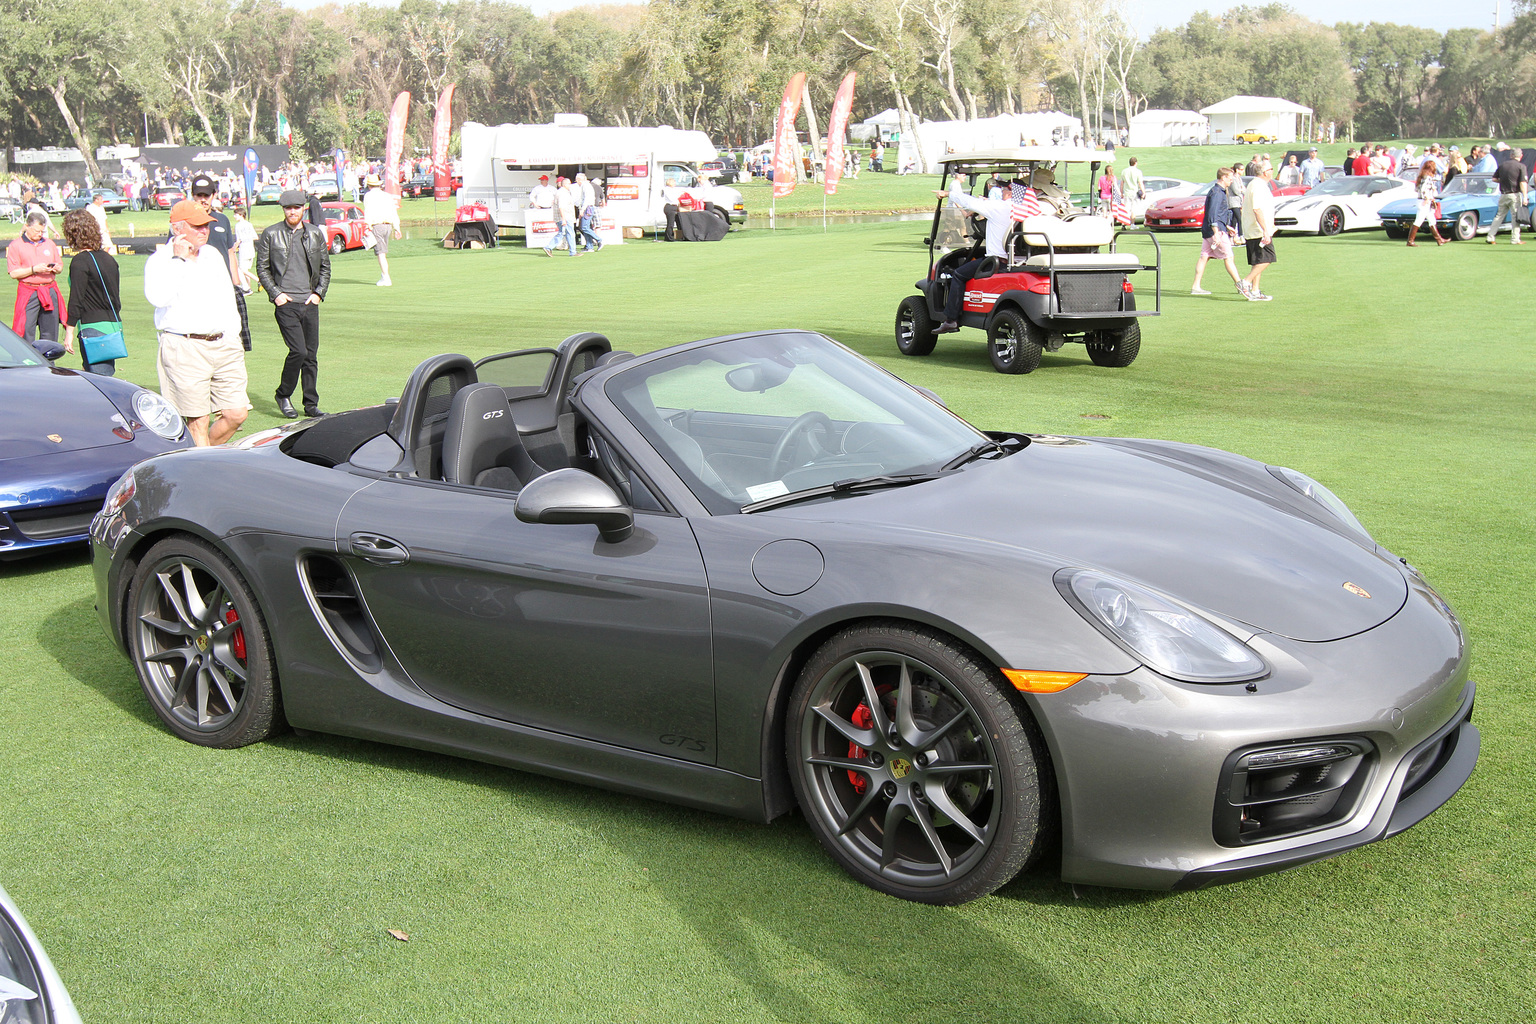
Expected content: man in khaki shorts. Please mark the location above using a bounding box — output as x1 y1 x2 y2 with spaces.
143 200 249 445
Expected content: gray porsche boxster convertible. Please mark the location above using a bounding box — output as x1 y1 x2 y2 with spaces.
91 329 1477 904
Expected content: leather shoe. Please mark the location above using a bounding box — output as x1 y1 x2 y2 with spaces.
276 395 297 418
304 408 326 417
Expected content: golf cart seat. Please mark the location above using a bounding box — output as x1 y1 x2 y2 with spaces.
1020 252 1143 271
1019 215 1113 249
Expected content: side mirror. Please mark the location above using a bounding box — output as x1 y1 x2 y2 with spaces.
515 468 634 543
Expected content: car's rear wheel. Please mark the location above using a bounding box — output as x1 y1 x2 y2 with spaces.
895 296 938 356
787 621 1050 904
1455 211 1478 241
987 309 1043 374
1319 207 1343 236
128 536 282 748
1085 321 1141 367
330 233 346 254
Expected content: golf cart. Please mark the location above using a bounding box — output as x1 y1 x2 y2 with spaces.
894 147 1161 373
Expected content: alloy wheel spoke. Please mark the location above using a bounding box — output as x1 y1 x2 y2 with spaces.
922 781 987 845
140 612 195 638
922 760 993 777
171 658 199 708
206 663 240 717
914 708 972 751
813 705 876 748
879 794 910 871
807 753 879 773
835 783 886 837
853 660 891 736
143 644 195 665
907 795 955 877
155 571 199 631
195 668 212 725
178 564 211 626
893 661 922 747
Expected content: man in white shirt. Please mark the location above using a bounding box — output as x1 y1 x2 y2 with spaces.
85 192 113 250
1241 165 1278 301
143 200 248 445
362 180 401 286
931 183 1013 332
528 174 555 208
1299 149 1325 188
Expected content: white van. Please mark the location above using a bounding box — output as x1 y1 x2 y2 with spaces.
458 120 746 232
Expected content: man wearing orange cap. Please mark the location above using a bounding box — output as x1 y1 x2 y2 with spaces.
143 199 248 445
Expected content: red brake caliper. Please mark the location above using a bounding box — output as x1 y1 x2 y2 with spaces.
847 702 876 794
225 609 246 661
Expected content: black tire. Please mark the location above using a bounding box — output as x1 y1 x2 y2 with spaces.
329 233 346 254
986 308 1043 374
710 206 731 231
1085 321 1141 367
127 536 283 748
895 296 938 356
786 621 1051 904
1382 222 1409 240
1454 211 1478 242
1318 207 1343 236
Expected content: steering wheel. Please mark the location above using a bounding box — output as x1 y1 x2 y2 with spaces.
770 411 834 477
967 213 987 245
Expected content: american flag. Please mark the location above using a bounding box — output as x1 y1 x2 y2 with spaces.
1010 180 1041 221
1110 188 1133 226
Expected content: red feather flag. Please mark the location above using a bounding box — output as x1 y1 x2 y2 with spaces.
383 91 411 196
771 73 807 199
823 72 857 196
432 84 456 200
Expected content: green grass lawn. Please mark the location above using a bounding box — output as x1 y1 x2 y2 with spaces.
3 219 1533 1022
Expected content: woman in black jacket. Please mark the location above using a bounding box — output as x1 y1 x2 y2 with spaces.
60 209 122 375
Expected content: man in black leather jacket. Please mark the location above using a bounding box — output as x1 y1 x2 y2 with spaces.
256 189 332 417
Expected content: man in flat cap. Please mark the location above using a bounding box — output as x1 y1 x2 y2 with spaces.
143 200 248 445
256 189 331 418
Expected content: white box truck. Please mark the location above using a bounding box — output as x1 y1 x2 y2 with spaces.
458 120 746 233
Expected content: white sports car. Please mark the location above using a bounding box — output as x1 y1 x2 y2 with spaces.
1128 176 1200 222
1273 175 1415 236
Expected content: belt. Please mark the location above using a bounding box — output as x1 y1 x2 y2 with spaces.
161 330 224 341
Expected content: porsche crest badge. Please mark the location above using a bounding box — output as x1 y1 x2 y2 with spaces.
46 434 62 444
1343 582 1371 599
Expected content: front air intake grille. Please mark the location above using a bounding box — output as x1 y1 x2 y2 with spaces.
1055 272 1126 313
300 555 382 673
9 500 103 540
1214 739 1375 846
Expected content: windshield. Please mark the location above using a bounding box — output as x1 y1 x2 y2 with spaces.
605 333 987 514
0 326 47 369
1305 177 1373 196
1443 174 1497 196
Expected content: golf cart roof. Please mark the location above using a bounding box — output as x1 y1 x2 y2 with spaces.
939 147 1103 171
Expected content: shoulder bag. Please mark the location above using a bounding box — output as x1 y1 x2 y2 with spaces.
79 252 128 364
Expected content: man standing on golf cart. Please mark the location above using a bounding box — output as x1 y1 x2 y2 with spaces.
931 182 1013 333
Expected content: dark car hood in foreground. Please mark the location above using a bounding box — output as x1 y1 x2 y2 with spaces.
776 437 1406 643
0 368 131 459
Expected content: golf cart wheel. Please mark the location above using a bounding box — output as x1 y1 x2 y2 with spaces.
1319 207 1343 236
1454 211 1478 241
895 296 938 356
1085 322 1141 368
329 233 346 254
785 620 1052 904
986 309 1043 374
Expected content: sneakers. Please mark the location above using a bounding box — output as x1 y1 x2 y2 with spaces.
1247 290 1273 301
1190 286 1211 296
375 276 392 287
542 247 554 257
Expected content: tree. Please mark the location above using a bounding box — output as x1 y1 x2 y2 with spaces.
1339 22 1444 138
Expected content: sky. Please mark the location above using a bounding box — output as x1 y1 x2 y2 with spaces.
296 0 1507 35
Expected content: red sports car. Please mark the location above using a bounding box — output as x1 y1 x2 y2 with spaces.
1144 177 1305 230
152 186 186 209
320 202 370 253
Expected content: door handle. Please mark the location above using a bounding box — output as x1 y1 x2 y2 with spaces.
348 532 410 566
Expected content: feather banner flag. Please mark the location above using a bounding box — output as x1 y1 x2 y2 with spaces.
823 72 857 196
383 91 411 196
771 72 806 199
432 84 457 200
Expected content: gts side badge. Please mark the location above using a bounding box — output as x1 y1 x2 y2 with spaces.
482 409 504 420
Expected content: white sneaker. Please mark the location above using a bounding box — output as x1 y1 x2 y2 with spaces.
1190 286 1211 296
376 277 392 287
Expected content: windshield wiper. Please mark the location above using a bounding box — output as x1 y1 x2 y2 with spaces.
942 440 1006 471
741 472 949 513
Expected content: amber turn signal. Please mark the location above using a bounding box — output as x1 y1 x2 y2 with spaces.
1002 669 1087 693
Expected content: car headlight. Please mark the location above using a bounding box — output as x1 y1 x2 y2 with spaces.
1267 466 1369 539
1058 569 1268 683
132 389 184 440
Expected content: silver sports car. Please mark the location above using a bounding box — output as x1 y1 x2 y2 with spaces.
91 329 1478 904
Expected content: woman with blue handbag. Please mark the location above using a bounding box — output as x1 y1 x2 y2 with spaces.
60 209 126 376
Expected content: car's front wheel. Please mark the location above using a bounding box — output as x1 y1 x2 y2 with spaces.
1319 207 1343 236
128 536 283 748
330 234 346 254
1085 321 1141 367
1455 211 1478 241
787 621 1052 904
895 296 937 356
986 308 1043 374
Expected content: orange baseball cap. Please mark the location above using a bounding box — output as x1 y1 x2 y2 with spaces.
168 199 213 226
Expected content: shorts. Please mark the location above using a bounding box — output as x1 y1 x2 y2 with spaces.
156 331 251 418
1200 232 1232 260
370 226 390 255
1245 239 1277 266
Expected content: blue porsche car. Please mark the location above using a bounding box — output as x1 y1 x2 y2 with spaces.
0 327 190 559
1378 172 1536 241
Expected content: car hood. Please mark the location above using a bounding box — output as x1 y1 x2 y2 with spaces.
1151 198 1203 213
0 368 132 459
777 438 1406 643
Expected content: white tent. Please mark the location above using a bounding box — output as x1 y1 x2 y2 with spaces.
1199 96 1313 146
852 108 904 142
895 112 1083 174
1127 109 1208 148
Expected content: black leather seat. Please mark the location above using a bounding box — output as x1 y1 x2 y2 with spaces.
441 383 546 490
